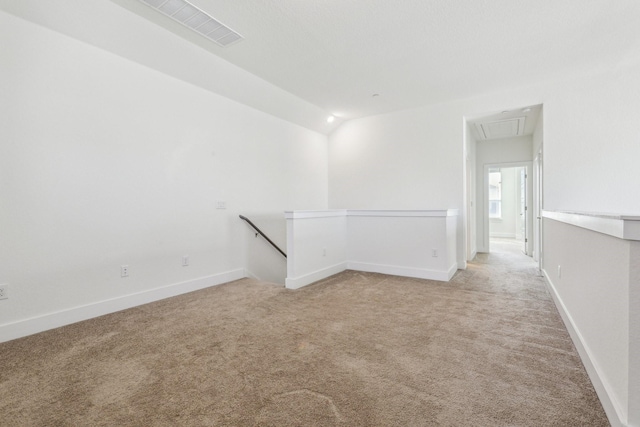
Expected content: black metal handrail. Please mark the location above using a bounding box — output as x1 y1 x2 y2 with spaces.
239 215 287 258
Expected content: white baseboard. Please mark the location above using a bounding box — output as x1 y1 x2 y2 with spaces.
542 269 626 427
0 269 246 344
490 232 516 238
285 262 348 289
348 261 455 282
447 262 459 280
245 268 259 280
285 260 460 289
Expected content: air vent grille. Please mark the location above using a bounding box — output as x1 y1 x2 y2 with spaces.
139 0 243 47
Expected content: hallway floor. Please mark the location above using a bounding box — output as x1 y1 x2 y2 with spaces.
0 243 608 426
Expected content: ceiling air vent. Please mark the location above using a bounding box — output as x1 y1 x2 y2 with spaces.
139 0 243 47
475 117 526 140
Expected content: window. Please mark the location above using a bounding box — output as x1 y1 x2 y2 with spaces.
489 169 502 219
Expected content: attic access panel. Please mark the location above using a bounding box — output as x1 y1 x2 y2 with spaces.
475 117 526 140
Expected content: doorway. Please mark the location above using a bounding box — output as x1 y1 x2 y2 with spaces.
487 165 530 256
464 103 543 268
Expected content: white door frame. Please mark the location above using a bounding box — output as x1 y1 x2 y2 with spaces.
533 147 543 274
465 153 476 261
482 161 533 254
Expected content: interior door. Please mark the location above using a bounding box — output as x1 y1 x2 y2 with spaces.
519 168 527 255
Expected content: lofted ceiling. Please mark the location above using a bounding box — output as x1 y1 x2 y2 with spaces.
2 0 640 133
122 0 640 118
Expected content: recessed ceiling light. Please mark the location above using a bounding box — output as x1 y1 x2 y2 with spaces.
501 110 510 114
522 108 531 113
327 116 335 123
372 94 380 97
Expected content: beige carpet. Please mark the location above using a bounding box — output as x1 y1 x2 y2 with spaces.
0 245 608 426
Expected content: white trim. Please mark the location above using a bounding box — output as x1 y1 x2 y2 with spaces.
447 262 459 280
285 262 348 289
284 260 459 288
0 269 245 344
285 209 459 219
284 259 459 289
244 269 259 280
284 210 347 219
489 232 516 238
543 210 640 241
347 209 458 217
347 261 457 282
483 162 533 255
542 268 626 427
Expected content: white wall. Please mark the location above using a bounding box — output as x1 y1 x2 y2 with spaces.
514 167 525 241
630 241 640 427
328 48 640 263
0 0 337 134
477 136 534 166
3 4 640 424
532 113 544 262
285 210 458 288
329 55 640 218
543 218 632 426
464 123 477 260
347 212 458 280
285 211 348 289
243 214 287 284
328 104 468 268
0 11 327 338
532 109 544 158
328 52 640 426
542 66 640 214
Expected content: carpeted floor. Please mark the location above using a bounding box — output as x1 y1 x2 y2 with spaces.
0 242 609 426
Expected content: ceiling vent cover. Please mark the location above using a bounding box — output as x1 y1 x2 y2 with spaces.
475 117 526 140
139 0 243 47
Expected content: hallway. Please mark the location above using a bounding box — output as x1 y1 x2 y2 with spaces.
457 238 543 299
486 237 536 271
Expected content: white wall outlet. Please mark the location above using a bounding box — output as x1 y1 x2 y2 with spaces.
0 284 8 300
216 201 226 209
557 265 561 278
121 265 129 278
182 255 189 266
432 249 438 257
322 248 326 257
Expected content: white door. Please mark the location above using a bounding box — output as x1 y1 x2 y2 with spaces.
519 168 527 255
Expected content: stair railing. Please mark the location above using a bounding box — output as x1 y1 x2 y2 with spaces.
239 215 287 258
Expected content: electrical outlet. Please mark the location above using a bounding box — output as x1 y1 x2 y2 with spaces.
216 201 226 209
121 265 129 278
182 255 189 266
0 284 8 300
322 248 326 257
432 249 438 257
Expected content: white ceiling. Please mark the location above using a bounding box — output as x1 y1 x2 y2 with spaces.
126 0 640 117
2 0 640 133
